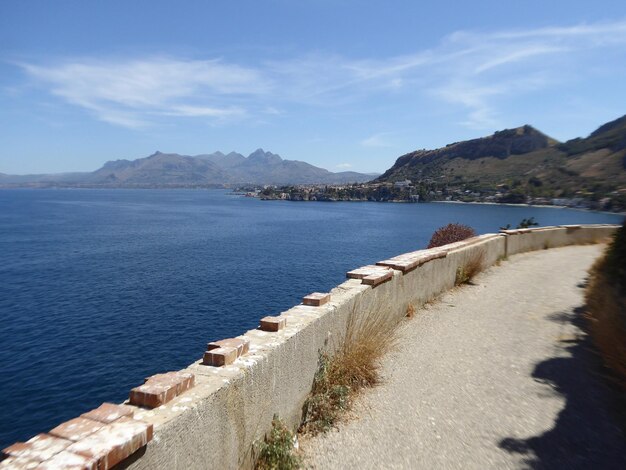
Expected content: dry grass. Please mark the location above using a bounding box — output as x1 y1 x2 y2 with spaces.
585 255 626 389
406 303 416 318
455 250 486 286
299 301 400 435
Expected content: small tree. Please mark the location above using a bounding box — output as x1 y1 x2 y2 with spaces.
427 223 476 249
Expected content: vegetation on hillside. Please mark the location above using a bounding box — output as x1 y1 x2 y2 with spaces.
375 115 626 212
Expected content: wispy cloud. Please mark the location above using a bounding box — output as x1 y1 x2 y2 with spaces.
19 57 268 127
15 19 626 130
336 162 352 169
360 133 394 148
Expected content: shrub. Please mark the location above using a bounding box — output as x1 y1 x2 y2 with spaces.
427 223 476 249
585 221 626 389
299 352 350 434
299 302 400 435
255 415 301 470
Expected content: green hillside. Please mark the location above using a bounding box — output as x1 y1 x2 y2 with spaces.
376 115 626 211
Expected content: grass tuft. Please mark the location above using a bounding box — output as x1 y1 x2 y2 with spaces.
255 415 301 470
455 251 485 286
406 303 415 318
299 302 400 435
465 251 485 280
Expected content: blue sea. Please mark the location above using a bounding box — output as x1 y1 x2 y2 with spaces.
0 189 622 447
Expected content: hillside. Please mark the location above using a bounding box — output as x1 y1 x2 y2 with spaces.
376 115 626 210
0 149 376 187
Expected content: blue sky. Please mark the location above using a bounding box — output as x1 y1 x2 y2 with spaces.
2 0 626 175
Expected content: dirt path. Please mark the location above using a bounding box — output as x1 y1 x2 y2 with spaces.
302 244 626 469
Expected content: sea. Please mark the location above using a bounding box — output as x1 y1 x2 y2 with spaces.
0 189 622 447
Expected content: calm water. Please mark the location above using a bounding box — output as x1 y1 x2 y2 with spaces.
0 189 622 447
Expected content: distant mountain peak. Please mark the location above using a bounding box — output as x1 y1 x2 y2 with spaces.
247 148 283 164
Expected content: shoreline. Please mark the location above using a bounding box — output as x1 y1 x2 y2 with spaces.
431 200 626 217
256 195 626 216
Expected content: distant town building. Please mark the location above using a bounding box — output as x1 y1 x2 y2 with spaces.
394 179 412 188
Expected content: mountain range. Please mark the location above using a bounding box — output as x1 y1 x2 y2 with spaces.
0 149 377 187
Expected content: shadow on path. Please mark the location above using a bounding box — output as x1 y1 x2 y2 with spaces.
498 302 626 469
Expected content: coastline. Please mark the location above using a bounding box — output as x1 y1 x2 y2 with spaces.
431 200 626 217
255 193 626 216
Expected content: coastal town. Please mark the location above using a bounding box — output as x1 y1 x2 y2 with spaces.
238 180 624 212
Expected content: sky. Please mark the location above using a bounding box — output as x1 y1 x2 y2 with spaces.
2 1 626 175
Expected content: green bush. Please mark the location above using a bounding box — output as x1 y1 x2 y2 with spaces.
256 415 300 470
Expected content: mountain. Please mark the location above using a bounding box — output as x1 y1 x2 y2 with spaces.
377 125 557 180
89 152 227 185
0 149 377 187
194 148 375 184
195 151 247 169
376 116 626 208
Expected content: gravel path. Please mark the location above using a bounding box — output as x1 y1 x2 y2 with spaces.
302 245 626 469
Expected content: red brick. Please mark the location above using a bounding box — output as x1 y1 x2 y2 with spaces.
362 270 393 287
259 316 286 332
67 417 152 470
49 417 104 442
2 434 71 462
129 381 177 408
206 338 250 357
145 371 195 395
346 265 390 279
81 403 134 424
203 347 237 367
37 451 97 470
0 456 41 469
376 258 416 273
302 292 330 306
